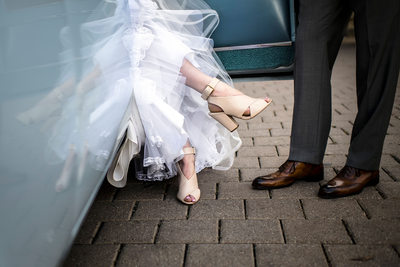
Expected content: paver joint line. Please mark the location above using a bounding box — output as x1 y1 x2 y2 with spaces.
382 168 397 181
218 220 222 244
183 244 189 267
252 244 257 267
65 44 400 266
91 222 105 245
128 201 139 220
321 243 333 267
112 244 123 267
392 245 400 258
355 199 371 219
299 199 307 220
374 186 387 199
390 154 400 165
279 220 287 244
153 220 162 244
186 205 191 220
341 220 356 245
243 199 248 219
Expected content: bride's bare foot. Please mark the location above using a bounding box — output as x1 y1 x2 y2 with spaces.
178 150 197 203
207 79 271 116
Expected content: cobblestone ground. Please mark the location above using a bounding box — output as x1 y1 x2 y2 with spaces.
64 43 400 266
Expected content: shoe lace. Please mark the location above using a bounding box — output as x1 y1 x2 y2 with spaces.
338 166 360 178
278 161 296 174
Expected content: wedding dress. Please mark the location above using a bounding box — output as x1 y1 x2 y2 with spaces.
18 0 242 186
111 0 242 183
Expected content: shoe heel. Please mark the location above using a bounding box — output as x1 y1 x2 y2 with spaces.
303 174 324 182
209 112 239 132
367 175 379 186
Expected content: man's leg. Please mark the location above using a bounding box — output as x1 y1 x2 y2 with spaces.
289 0 352 164
346 0 400 170
252 0 352 190
318 0 400 198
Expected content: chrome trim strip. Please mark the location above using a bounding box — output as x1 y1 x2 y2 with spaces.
214 41 293 52
227 64 294 75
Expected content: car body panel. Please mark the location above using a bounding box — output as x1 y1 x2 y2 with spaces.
0 1 295 266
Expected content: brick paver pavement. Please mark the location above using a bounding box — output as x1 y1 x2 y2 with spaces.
64 43 400 266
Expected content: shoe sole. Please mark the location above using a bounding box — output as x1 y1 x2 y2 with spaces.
252 174 324 190
318 175 380 199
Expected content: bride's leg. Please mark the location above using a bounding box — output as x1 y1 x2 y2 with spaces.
76 66 102 94
177 140 198 203
17 78 76 124
179 59 271 115
17 66 102 124
179 140 195 178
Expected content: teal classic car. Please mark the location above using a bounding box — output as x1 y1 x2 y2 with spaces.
0 0 295 266
206 0 295 74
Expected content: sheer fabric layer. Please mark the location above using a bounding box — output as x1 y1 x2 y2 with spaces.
50 0 242 182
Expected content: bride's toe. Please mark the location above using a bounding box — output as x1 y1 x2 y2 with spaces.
176 147 200 205
184 194 196 202
243 98 271 116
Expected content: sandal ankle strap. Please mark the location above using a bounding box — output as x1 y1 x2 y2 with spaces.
201 77 220 100
183 147 196 155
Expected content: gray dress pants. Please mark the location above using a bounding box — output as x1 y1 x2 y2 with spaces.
288 0 400 170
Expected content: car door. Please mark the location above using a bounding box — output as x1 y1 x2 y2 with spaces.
205 0 296 74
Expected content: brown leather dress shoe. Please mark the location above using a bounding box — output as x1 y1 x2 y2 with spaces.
252 160 324 189
318 166 379 198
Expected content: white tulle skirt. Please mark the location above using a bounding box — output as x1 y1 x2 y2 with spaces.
122 0 242 180
21 0 241 182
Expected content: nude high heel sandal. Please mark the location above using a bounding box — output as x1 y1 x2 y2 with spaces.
202 78 271 132
176 147 201 205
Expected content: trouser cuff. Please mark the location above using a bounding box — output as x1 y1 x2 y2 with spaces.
289 146 324 165
345 157 380 171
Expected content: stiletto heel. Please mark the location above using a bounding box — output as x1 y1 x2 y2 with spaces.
201 78 271 131
209 112 239 132
176 147 201 205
